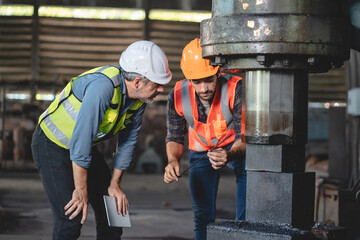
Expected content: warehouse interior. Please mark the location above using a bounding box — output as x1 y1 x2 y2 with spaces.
0 0 360 239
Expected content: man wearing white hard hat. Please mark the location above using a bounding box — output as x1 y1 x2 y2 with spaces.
31 40 172 240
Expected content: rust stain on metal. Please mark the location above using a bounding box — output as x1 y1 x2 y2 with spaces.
264 27 271 35
253 23 268 37
247 20 255 28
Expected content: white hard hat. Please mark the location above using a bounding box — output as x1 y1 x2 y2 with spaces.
119 40 172 85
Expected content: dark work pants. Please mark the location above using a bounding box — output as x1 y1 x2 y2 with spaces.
31 126 123 240
188 144 247 240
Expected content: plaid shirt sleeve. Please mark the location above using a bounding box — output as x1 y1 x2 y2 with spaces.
166 88 187 145
232 79 242 141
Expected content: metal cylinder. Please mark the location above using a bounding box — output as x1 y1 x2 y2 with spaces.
200 0 350 72
244 70 308 145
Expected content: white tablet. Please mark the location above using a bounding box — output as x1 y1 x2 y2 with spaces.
103 195 131 227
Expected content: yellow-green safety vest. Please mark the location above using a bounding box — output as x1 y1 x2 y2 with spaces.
38 66 144 149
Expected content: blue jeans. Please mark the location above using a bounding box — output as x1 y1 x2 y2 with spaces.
188 145 246 240
31 126 123 240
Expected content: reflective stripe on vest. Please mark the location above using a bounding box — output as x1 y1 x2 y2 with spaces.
174 75 240 151
38 66 143 149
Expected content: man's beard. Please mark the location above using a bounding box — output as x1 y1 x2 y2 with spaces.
198 90 214 102
135 89 156 104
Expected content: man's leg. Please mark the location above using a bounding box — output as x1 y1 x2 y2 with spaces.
227 159 246 220
188 150 221 240
31 126 82 240
87 147 123 240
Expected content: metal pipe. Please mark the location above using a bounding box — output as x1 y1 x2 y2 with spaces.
0 87 5 165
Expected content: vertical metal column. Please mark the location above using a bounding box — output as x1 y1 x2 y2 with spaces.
143 0 151 41
0 87 5 165
30 1 39 103
346 50 360 188
244 70 315 230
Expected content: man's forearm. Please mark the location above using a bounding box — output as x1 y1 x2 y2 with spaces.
166 141 184 163
110 168 124 187
72 161 88 190
228 139 246 162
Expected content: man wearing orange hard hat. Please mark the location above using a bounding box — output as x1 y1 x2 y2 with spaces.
164 38 246 240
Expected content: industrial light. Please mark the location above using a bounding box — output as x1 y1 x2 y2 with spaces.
35 93 55 101
149 9 211 22
6 93 30 100
0 5 210 22
0 5 33 16
38 6 145 20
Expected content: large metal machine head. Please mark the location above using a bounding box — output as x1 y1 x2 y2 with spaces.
200 0 350 73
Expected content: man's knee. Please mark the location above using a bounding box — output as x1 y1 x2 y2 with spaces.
53 215 82 240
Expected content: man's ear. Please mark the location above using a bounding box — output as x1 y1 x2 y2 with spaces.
133 77 141 89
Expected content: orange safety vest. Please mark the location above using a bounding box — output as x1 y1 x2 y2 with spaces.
174 74 241 151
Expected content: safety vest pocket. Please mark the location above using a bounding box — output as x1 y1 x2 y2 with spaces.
213 119 227 139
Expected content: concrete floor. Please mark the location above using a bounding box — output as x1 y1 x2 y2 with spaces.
0 171 238 240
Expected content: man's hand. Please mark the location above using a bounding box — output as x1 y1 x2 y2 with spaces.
207 148 228 170
108 184 129 216
64 187 88 224
65 161 88 224
109 169 128 216
164 161 181 183
164 142 183 183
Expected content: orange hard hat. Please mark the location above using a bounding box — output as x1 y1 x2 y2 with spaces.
180 38 219 80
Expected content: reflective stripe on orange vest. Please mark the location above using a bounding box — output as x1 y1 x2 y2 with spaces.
174 74 241 151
